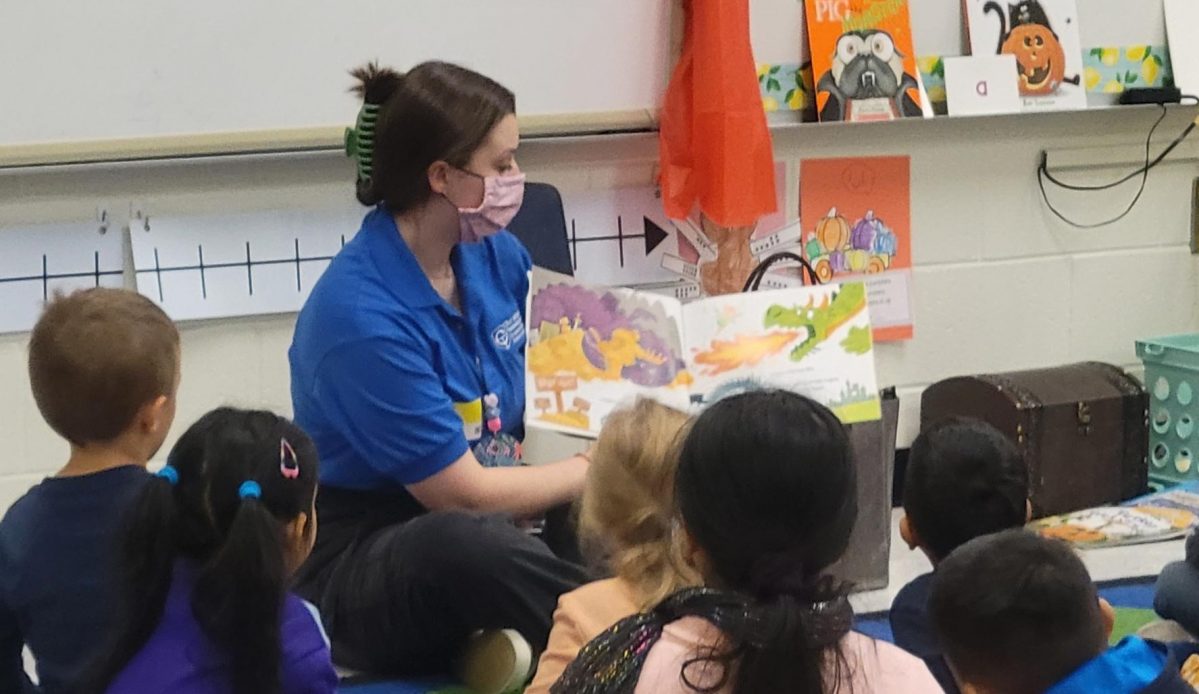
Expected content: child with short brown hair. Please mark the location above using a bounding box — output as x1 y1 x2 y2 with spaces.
526 399 698 693
0 288 181 692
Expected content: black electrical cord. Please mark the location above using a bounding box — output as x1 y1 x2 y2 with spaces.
1037 99 1199 229
1040 105 1167 191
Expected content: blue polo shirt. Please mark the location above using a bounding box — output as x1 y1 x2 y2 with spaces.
289 207 531 490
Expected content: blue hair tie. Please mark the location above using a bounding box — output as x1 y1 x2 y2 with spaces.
156 465 179 486
238 481 262 500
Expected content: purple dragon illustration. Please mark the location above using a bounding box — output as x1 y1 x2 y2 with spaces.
530 283 684 387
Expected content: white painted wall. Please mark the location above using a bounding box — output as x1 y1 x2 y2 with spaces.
2 107 1198 511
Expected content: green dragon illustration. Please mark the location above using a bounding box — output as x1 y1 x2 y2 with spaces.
762 283 869 361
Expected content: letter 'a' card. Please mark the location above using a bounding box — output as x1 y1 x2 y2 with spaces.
944 55 1022 115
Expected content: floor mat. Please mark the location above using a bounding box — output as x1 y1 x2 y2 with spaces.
1112 608 1159 643
338 678 457 693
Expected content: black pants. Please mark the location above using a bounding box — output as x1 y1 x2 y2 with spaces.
299 489 587 677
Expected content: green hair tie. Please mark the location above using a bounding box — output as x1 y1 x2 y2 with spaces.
345 102 380 183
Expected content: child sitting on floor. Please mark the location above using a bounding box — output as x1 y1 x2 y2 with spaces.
81 408 337 694
0 288 180 693
931 529 1199 694
1153 529 1199 640
526 398 699 693
554 390 940 693
892 418 1029 693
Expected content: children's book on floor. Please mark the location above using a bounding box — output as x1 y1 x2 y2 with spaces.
524 268 882 437
963 0 1087 111
1030 482 1199 548
805 0 924 122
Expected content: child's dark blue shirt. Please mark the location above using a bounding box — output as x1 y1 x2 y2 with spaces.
0 466 148 693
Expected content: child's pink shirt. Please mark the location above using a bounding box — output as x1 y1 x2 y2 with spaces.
634 616 945 693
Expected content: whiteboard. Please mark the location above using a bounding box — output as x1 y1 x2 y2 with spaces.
0 0 672 146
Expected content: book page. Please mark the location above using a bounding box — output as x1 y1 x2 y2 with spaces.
1124 483 1199 519
1032 507 1193 549
525 269 692 437
1030 482 1199 548
681 283 882 424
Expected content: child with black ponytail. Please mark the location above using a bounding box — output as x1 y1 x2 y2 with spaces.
82 408 337 694
553 390 941 694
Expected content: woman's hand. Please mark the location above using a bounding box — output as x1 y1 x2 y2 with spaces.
408 448 588 516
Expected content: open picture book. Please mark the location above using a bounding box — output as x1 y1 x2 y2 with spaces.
524 268 882 438
1030 482 1199 549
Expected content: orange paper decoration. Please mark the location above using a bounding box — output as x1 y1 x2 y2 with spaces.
659 0 778 228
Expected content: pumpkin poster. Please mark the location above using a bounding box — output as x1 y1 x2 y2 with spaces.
799 156 913 342
804 0 924 122
964 0 1087 112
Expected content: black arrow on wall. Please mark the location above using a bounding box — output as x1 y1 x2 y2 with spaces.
569 216 671 270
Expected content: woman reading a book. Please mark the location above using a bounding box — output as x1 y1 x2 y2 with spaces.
288 61 589 693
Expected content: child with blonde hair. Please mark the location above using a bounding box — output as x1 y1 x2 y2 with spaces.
526 399 699 693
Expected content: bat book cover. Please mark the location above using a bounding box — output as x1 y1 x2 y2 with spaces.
805 0 924 122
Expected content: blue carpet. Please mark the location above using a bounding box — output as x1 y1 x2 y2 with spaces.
338 678 453 693
855 617 894 643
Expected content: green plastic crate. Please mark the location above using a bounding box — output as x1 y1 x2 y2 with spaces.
1137 334 1199 486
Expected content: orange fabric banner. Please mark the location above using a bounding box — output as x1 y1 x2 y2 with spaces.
659 0 778 228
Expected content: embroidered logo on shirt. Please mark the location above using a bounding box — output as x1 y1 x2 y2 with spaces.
492 311 526 350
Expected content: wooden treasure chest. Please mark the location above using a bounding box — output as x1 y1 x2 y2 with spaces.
920 362 1148 517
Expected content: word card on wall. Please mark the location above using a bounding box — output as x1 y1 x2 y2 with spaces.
0 221 124 335
130 207 362 321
